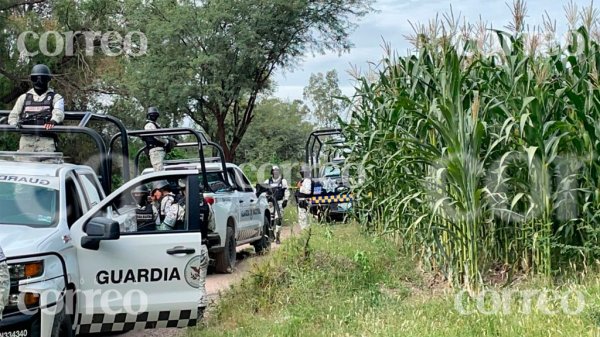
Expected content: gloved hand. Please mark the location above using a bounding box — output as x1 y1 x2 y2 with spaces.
282 200 288 209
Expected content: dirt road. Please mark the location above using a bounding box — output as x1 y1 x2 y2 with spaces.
97 226 297 337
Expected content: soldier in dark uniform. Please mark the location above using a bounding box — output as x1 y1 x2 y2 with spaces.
131 185 158 231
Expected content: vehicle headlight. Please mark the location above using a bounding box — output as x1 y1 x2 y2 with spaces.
6 261 44 311
9 261 44 280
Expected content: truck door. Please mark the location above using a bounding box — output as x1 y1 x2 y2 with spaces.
70 174 203 334
231 167 260 238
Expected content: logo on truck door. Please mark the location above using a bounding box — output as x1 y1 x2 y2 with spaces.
184 254 207 288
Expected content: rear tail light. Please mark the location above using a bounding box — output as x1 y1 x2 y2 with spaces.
204 196 215 205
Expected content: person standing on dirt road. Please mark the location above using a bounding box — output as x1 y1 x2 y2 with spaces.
264 165 290 244
296 167 312 230
7 64 65 154
0 245 9 320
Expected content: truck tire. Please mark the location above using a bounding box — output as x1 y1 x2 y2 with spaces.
252 214 271 254
215 227 236 273
30 305 73 337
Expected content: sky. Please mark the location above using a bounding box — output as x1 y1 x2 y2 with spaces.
272 0 587 101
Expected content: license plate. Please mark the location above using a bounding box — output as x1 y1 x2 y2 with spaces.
0 329 30 337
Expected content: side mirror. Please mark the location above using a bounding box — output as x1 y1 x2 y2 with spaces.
81 217 121 250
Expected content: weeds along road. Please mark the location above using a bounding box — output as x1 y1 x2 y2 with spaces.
92 225 298 337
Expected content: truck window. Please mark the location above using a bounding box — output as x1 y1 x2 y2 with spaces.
65 177 85 228
233 168 253 193
78 173 103 208
99 176 191 234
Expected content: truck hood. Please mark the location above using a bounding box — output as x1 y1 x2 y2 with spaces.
0 225 56 258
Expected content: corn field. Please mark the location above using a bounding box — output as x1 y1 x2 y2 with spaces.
344 2 600 287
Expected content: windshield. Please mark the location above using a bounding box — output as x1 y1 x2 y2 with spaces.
0 180 59 228
322 166 342 178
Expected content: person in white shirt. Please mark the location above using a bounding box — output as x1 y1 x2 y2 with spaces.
296 167 312 230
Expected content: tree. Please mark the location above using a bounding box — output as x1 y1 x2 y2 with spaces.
303 69 350 128
118 0 373 161
0 0 131 109
235 97 313 165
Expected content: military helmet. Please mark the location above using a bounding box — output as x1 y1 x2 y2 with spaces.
30 64 52 77
147 107 159 117
151 180 170 193
131 185 150 205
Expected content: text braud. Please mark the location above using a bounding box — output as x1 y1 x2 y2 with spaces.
96 268 181 285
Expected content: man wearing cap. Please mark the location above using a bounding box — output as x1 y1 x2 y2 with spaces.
150 180 184 230
0 245 9 321
7 64 65 153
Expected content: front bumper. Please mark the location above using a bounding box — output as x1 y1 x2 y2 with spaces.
0 311 39 336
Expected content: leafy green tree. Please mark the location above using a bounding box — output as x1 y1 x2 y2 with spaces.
118 0 373 161
235 97 313 164
303 69 350 128
0 0 126 109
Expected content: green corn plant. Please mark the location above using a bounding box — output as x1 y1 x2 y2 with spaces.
343 4 600 287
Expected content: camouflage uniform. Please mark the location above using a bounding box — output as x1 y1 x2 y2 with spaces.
198 244 209 309
144 120 166 171
0 246 9 320
156 192 183 230
8 88 65 154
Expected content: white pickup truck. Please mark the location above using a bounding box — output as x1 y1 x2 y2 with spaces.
0 159 209 337
143 162 271 273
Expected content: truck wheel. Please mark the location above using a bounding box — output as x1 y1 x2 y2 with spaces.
30 305 73 337
252 214 271 254
215 227 236 273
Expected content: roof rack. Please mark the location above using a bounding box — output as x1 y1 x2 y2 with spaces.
163 157 222 165
0 110 131 184
0 151 65 163
122 128 231 190
305 128 348 178
0 124 111 193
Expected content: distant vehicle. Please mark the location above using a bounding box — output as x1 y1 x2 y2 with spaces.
140 147 272 273
305 129 352 221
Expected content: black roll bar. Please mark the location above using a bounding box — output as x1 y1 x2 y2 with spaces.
0 125 111 193
305 129 344 178
0 111 131 183
124 128 229 190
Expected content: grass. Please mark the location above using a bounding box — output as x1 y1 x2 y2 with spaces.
188 224 600 337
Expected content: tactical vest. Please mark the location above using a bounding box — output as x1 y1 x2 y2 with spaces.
20 92 55 126
158 195 185 229
135 204 156 231
143 121 165 148
269 178 286 201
